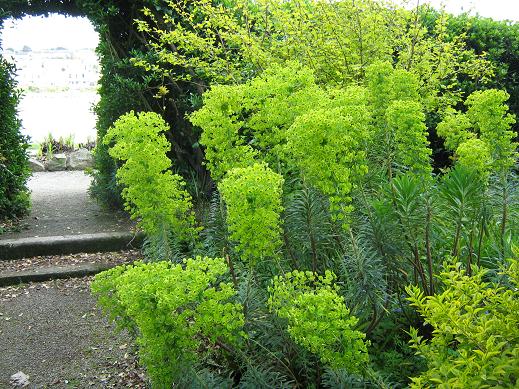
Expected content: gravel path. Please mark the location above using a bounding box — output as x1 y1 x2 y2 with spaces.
0 172 135 240
0 276 147 388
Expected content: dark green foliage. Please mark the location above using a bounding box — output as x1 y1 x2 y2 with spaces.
175 368 234 389
90 55 152 208
0 58 30 221
238 365 294 389
284 185 336 272
201 190 230 258
340 232 388 332
423 11 519 136
369 315 427 387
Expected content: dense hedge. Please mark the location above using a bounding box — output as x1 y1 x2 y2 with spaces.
0 57 30 220
2 1 211 208
423 11 519 134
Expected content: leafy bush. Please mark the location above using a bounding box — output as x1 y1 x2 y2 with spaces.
365 61 432 178
286 91 371 226
91 257 245 388
437 89 517 175
268 270 369 372
190 63 327 181
104 111 197 257
407 258 519 388
0 58 30 222
219 163 284 264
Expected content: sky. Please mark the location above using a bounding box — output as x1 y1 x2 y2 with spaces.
419 0 519 21
1 14 98 50
0 1 517 51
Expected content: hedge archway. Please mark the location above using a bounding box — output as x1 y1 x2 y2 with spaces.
1 1 208 214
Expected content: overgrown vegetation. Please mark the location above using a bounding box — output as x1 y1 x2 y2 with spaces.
94 59 518 387
0 58 30 223
1 0 518 387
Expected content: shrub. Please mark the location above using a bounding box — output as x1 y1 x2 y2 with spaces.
91 257 245 388
268 270 369 372
286 90 371 226
407 259 519 388
219 163 284 264
437 89 517 174
104 111 197 257
365 61 432 178
190 63 327 181
0 58 30 222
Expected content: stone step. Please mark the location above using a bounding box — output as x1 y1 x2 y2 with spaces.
0 232 144 261
0 263 115 287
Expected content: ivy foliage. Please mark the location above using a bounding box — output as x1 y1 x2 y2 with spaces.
218 163 284 264
91 256 245 388
104 111 197 252
0 58 30 222
406 259 519 388
2 1 214 208
268 270 369 372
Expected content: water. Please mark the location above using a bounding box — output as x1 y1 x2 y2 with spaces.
18 90 99 144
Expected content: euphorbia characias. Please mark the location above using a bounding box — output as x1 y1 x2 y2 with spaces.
104 111 197 243
437 89 517 176
286 92 371 227
219 163 284 263
191 63 328 181
268 270 369 371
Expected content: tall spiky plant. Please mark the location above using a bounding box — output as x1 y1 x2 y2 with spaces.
284 184 337 272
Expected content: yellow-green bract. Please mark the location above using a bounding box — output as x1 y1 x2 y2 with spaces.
268 270 369 372
103 111 197 243
91 256 245 388
437 89 517 176
219 163 284 263
191 62 327 181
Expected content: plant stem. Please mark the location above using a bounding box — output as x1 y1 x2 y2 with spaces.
425 198 434 294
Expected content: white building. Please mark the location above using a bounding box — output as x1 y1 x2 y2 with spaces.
2 46 99 90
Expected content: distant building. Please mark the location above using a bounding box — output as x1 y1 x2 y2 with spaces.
2 47 99 90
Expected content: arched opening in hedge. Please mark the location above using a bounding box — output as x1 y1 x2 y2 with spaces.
1 2 210 217
1 14 100 147
0 2 163 217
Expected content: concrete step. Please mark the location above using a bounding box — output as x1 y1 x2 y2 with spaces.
0 232 144 261
0 263 116 287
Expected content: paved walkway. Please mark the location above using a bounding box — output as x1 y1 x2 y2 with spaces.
0 277 146 388
0 172 135 240
0 175 146 386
